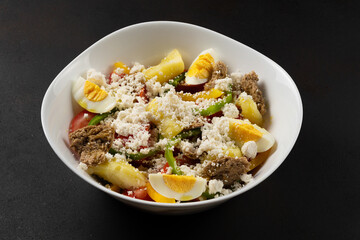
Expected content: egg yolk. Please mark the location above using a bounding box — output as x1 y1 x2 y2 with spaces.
84 81 108 102
230 122 263 142
163 175 196 193
187 53 214 79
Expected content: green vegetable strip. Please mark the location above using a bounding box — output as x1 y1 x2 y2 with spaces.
199 90 233 116
88 108 117 126
165 140 183 175
168 72 186 87
201 189 216 200
109 148 160 161
176 127 201 139
165 128 202 175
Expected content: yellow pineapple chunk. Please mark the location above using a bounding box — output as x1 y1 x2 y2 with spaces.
224 146 243 158
87 160 147 189
178 88 223 101
143 49 185 84
114 61 130 74
202 146 242 163
146 98 183 138
158 117 183 139
236 94 263 126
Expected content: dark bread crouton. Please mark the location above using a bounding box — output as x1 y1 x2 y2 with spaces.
201 156 250 187
204 61 228 91
69 125 115 166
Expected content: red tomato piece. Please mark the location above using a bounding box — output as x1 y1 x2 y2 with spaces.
205 111 223 122
122 187 152 201
139 86 148 103
161 162 170 174
108 71 125 84
69 110 97 133
160 156 199 174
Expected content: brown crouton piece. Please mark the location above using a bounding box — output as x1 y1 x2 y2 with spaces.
204 61 228 90
201 156 250 187
69 125 115 166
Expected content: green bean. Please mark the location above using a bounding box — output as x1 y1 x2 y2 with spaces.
201 189 216 200
168 72 186 87
165 128 202 175
109 147 160 161
165 141 183 175
88 108 118 126
199 90 233 116
176 127 201 139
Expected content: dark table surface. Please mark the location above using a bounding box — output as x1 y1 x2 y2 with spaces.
1 1 359 239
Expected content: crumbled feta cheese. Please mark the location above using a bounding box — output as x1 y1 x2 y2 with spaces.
240 174 254 184
149 88 199 129
241 141 257 159
129 62 145 74
86 69 107 86
109 103 151 152
239 91 253 100
197 117 235 158
214 77 233 91
222 103 239 118
208 179 224 194
77 162 88 171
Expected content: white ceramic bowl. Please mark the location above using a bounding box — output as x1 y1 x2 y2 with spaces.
41 21 302 214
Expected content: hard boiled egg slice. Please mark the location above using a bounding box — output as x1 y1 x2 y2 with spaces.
185 48 218 85
228 119 275 153
148 174 207 201
253 124 275 152
72 76 116 113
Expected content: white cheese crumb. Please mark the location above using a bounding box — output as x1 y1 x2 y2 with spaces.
240 173 254 184
86 69 107 86
222 103 239 118
208 179 224 194
197 117 235 158
214 77 233 91
145 78 162 97
77 162 88 171
109 103 151 152
241 141 257 159
129 62 145 74
106 71 146 110
239 91 253 100
148 89 199 129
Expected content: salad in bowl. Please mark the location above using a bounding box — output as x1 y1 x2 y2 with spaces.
68 48 275 203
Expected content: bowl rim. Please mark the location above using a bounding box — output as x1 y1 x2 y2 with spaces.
41 20 303 208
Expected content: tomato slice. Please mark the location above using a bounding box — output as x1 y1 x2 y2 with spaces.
160 156 199 174
69 110 97 133
108 71 125 84
139 86 148 103
122 187 152 201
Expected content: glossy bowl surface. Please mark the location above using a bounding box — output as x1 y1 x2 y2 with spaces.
41 21 303 214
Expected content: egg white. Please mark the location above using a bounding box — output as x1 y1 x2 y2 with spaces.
253 124 275 152
148 174 207 201
72 76 116 114
185 48 218 85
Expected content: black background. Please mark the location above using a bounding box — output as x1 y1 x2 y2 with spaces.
1 0 359 239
